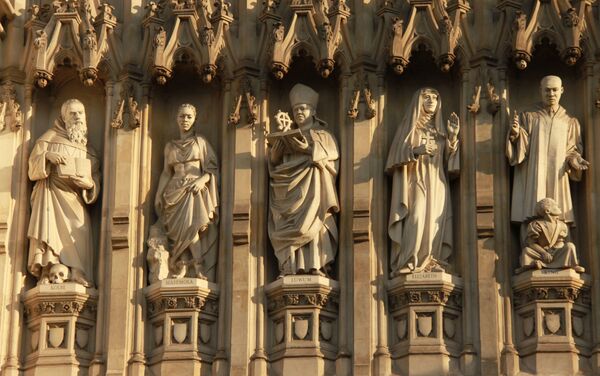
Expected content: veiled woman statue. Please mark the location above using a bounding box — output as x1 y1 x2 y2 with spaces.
152 103 219 281
386 88 459 276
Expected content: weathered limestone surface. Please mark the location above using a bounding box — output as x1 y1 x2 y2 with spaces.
0 1 600 375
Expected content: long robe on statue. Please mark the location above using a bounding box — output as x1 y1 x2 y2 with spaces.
159 134 219 279
268 121 339 275
386 88 459 274
507 104 583 224
27 120 100 282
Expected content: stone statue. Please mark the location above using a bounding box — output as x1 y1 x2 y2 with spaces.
386 88 460 276
507 75 589 241
515 198 584 274
27 99 101 287
267 83 340 278
152 103 219 281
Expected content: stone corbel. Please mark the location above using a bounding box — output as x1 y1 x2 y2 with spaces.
22 0 122 88
144 0 234 85
383 0 469 75
347 74 376 120
261 0 352 79
486 82 500 115
228 79 258 127
0 81 23 132
0 0 16 39
111 82 141 130
510 1 589 70
466 85 481 114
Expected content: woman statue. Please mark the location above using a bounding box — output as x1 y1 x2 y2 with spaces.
386 88 460 276
154 103 219 281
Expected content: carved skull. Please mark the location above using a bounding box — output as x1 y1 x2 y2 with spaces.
49 264 70 284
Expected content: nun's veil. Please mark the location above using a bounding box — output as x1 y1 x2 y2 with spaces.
385 87 445 173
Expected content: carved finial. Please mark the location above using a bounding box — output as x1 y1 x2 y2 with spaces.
0 81 23 132
486 83 500 114
318 59 335 78
262 0 279 13
228 79 258 126
467 85 481 114
199 64 217 83
145 1 164 18
79 67 98 87
347 90 359 119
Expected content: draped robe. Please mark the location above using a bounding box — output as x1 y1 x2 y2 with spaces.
268 123 339 274
507 105 583 224
27 121 100 281
158 135 219 279
386 89 459 274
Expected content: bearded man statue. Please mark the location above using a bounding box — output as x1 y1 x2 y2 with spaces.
27 99 101 287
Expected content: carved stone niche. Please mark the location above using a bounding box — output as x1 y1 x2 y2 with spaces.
512 269 592 375
145 278 219 376
265 275 340 376
387 272 463 376
22 283 98 376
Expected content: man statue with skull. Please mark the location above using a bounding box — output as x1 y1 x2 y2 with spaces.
27 99 100 287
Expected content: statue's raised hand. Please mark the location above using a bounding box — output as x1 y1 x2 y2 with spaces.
447 112 460 141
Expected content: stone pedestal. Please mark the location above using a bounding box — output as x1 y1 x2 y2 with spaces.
145 278 219 376
513 269 592 375
388 272 463 376
22 283 98 376
265 275 339 376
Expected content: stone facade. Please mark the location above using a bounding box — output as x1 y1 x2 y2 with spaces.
0 0 600 375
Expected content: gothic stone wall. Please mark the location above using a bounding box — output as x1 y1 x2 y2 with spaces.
1 0 600 375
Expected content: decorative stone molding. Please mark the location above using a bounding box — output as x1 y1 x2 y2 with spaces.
228 78 258 127
259 0 353 79
387 272 464 375
111 81 141 129
376 0 470 75
21 0 122 88
22 284 99 375
512 269 592 375
0 0 16 38
111 215 130 251
145 278 220 375
347 74 376 120
265 275 340 375
505 1 591 69
466 85 481 114
142 0 234 84
0 81 23 132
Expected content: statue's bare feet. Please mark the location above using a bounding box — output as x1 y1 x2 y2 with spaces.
71 269 92 288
